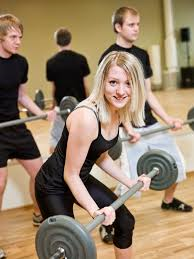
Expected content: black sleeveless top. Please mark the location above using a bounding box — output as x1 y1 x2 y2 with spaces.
35 106 119 195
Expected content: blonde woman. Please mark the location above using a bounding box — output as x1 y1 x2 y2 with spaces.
35 51 150 259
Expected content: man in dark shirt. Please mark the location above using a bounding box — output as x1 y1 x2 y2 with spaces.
0 15 55 255
46 28 90 153
99 6 192 244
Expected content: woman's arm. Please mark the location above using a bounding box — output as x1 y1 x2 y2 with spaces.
96 152 134 188
64 108 100 217
96 152 150 191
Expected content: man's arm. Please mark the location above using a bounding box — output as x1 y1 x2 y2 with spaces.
50 82 57 109
121 122 141 143
18 83 55 121
145 78 183 129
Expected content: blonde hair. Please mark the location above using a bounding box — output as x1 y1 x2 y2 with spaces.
83 51 146 127
0 14 23 40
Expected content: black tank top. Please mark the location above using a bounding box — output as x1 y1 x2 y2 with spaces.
35 106 119 195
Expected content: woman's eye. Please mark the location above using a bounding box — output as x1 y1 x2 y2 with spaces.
126 82 131 88
109 80 117 86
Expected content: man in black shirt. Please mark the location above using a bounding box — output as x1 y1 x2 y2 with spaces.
99 6 192 244
0 14 55 248
46 28 90 153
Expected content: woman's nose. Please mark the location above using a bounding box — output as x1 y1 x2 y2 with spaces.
116 85 125 95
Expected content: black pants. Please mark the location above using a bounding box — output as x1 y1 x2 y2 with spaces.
35 175 135 249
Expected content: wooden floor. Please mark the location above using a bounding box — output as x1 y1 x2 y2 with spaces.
0 172 194 259
2 88 194 258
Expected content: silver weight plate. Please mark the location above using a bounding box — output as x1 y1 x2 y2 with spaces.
36 215 97 259
137 149 178 190
59 96 79 121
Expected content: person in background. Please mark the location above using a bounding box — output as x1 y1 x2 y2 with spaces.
98 6 193 244
46 27 90 153
0 15 56 255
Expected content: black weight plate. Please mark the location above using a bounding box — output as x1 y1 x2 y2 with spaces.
137 149 178 190
26 110 34 117
187 107 194 131
36 215 97 259
35 89 45 110
108 138 122 160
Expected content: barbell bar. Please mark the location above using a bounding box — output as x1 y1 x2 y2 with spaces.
108 106 194 160
35 149 178 259
0 96 78 129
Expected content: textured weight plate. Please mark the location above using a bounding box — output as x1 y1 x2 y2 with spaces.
137 149 178 190
59 96 78 121
36 215 97 259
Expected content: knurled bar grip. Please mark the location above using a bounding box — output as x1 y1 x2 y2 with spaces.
121 118 194 142
86 167 159 232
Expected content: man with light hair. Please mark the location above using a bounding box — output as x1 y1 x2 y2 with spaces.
0 13 55 257
98 6 192 244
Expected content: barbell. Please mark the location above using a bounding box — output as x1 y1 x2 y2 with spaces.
108 106 194 160
0 96 78 129
35 149 178 259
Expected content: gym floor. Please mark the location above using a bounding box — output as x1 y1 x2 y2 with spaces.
0 172 194 258
1 88 194 258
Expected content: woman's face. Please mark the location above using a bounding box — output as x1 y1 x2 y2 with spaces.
104 65 131 111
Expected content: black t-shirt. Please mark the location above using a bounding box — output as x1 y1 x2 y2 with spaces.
46 50 90 105
0 54 28 122
99 44 157 127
